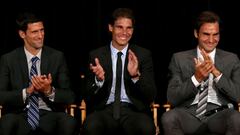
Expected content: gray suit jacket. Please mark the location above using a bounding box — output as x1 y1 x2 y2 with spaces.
167 48 240 108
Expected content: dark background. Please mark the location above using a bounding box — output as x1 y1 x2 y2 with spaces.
1 0 240 106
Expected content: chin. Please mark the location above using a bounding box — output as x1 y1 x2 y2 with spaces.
35 45 43 49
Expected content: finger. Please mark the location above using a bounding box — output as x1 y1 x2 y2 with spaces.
129 49 137 59
128 49 133 54
198 57 204 63
34 75 42 84
31 77 41 89
194 58 198 65
48 73 52 81
201 49 211 61
90 63 93 70
95 58 100 66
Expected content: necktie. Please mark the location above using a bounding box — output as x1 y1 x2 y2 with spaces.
196 73 213 119
27 56 40 130
113 52 123 120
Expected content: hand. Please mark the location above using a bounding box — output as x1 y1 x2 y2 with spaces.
194 49 214 82
26 84 35 95
201 49 221 77
31 74 52 94
127 49 140 78
90 58 105 81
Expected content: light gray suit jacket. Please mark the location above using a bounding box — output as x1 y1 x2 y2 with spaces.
167 48 240 108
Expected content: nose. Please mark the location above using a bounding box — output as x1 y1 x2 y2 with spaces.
209 35 214 43
37 30 44 39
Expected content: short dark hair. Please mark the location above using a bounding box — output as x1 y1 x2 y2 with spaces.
194 11 220 32
16 12 43 32
109 8 135 26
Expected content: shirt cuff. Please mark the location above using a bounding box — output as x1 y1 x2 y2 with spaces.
214 73 222 83
95 76 104 87
191 75 201 87
22 88 27 103
47 87 55 102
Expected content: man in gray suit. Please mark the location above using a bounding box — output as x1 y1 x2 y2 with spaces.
161 11 240 135
0 11 77 135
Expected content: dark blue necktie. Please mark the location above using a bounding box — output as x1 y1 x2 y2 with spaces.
27 56 40 130
113 52 122 120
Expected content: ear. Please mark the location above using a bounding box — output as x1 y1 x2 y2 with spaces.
18 30 26 39
194 29 198 38
108 24 113 32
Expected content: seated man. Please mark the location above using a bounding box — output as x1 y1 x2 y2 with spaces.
0 11 77 135
82 8 157 135
161 11 240 135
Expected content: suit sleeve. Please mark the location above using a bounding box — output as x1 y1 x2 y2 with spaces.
167 54 198 107
215 54 240 103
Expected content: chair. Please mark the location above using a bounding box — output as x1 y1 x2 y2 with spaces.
68 100 160 135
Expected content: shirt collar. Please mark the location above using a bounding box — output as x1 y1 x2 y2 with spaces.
197 47 216 63
24 47 42 64
110 42 129 57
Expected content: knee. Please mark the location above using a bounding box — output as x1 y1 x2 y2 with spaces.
59 114 77 128
0 114 19 127
161 110 178 125
138 122 155 135
229 111 240 125
82 116 103 134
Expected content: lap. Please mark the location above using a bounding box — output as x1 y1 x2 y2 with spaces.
83 106 154 135
161 107 240 134
0 111 77 135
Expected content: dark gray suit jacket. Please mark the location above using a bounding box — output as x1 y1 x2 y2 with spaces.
84 44 157 113
0 46 75 113
167 48 240 108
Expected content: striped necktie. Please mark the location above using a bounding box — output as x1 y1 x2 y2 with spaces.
27 56 40 130
196 73 213 119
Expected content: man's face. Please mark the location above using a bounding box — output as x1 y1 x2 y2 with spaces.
195 22 220 53
109 17 133 49
19 21 45 50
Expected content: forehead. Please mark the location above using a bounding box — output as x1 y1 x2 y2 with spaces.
114 17 133 26
199 22 219 33
27 22 44 30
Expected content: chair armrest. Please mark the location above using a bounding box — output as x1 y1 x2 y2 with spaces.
79 100 86 124
238 103 240 112
66 100 86 125
163 103 171 112
151 103 160 135
0 105 2 118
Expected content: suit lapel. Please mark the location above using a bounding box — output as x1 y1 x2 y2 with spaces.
124 45 132 80
18 47 30 82
103 46 113 84
40 47 48 75
188 49 197 76
215 49 224 72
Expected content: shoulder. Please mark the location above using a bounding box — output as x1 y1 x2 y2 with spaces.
172 49 196 59
0 47 23 60
89 46 109 55
42 46 64 56
129 44 151 55
217 49 238 57
216 49 240 62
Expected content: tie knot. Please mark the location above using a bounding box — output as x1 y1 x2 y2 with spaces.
31 56 39 64
117 52 123 57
